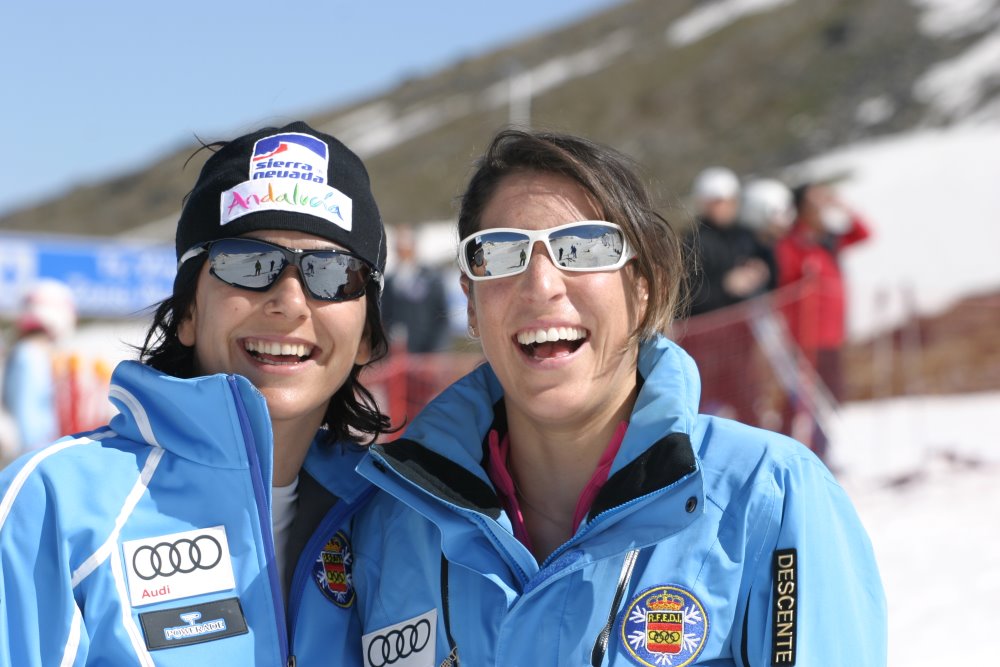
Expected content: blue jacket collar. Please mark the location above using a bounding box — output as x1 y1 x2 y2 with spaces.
367 335 704 515
106 360 371 502
108 360 270 470
361 336 706 576
383 335 701 472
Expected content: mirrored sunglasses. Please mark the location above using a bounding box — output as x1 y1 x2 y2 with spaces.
179 237 381 302
458 221 634 281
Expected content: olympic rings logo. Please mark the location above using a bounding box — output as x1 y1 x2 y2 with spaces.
366 619 431 667
648 629 682 643
131 535 223 580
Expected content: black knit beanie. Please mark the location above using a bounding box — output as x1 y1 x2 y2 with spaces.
175 121 385 275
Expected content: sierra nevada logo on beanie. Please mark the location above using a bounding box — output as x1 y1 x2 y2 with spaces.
250 132 328 183
219 131 353 231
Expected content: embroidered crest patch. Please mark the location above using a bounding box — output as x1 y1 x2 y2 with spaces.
619 585 709 666
312 530 355 607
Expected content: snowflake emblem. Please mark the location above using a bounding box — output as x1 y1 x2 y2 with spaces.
619 585 709 667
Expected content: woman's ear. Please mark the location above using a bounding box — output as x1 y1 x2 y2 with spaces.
628 264 649 331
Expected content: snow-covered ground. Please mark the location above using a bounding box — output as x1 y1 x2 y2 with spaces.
832 393 1000 666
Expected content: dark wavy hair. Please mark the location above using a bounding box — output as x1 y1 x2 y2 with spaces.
139 253 393 446
458 128 689 339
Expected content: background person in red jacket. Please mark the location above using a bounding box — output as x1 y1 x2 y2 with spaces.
775 181 871 459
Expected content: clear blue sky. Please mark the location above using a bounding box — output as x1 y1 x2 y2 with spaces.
1 0 623 217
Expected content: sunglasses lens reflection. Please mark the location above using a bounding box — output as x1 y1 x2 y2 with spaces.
464 231 528 278
209 240 286 289
208 239 371 301
549 225 625 269
300 253 371 300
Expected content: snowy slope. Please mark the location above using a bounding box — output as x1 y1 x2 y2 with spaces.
833 393 1000 666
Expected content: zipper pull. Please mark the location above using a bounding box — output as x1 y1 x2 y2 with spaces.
287 655 297 667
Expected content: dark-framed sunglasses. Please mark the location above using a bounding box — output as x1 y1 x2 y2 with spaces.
178 237 381 302
458 221 635 281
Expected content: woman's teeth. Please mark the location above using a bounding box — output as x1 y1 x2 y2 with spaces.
244 339 312 359
515 326 587 345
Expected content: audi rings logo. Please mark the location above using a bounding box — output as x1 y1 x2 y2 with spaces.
366 619 431 667
132 535 223 580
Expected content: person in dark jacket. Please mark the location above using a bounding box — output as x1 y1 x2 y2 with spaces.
681 167 774 422
381 225 450 354
684 166 772 316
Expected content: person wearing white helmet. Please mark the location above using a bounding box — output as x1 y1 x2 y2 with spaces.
740 178 795 244
692 166 741 224
1 279 77 454
684 167 772 316
738 178 796 293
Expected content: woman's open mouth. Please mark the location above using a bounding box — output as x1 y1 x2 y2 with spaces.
515 326 588 360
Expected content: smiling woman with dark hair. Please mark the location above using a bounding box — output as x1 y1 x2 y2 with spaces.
0 121 389 666
340 128 886 666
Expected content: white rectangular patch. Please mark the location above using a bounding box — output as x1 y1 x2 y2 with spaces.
362 608 437 667
122 525 236 608
219 180 353 231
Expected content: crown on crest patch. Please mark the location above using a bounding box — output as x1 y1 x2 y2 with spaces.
646 592 685 611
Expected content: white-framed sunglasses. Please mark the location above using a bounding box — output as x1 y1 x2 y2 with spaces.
458 221 635 282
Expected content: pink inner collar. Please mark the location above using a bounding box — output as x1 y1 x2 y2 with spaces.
485 421 628 551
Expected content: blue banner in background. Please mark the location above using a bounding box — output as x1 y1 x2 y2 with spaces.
0 232 175 318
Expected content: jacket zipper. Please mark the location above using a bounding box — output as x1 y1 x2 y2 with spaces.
228 376 291 664
590 548 640 666
285 486 376 652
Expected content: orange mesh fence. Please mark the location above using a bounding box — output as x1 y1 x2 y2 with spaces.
362 341 484 440
675 277 837 453
361 279 839 452
6 278 847 462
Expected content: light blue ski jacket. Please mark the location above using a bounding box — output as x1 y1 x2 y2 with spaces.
346 336 886 666
0 360 369 666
